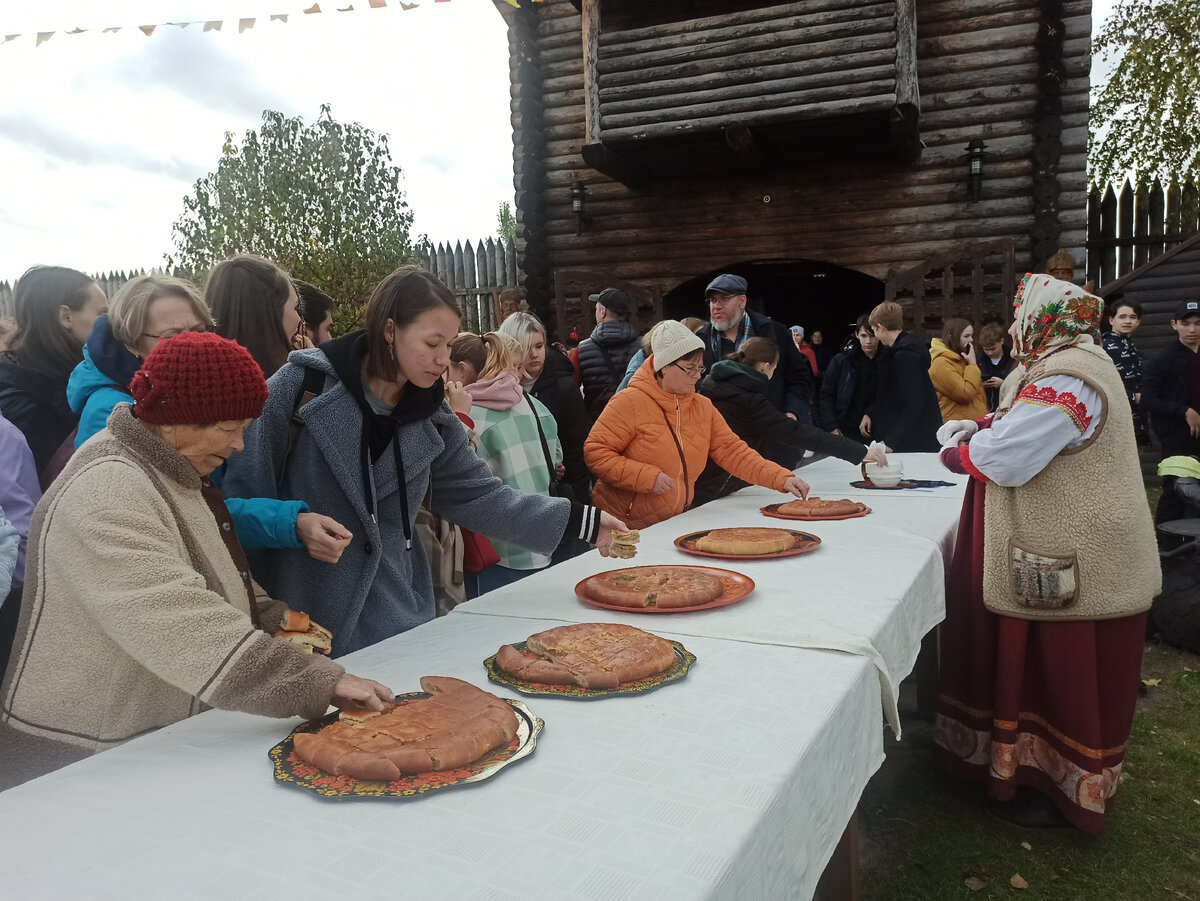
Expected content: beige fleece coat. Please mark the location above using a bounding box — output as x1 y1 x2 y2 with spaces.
1 405 344 753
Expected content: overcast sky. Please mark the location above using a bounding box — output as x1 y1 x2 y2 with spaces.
0 0 512 284
0 0 1117 286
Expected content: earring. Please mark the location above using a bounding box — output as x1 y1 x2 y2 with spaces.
387 338 394 356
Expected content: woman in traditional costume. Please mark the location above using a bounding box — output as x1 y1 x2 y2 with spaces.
934 273 1161 833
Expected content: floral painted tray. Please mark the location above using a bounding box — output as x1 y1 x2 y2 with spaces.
269 692 542 799
483 639 695 699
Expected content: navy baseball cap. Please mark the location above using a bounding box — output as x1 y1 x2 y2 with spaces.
588 287 630 313
705 274 748 296
1175 299 1200 320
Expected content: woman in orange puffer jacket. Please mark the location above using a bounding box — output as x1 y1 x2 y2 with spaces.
586 320 810 530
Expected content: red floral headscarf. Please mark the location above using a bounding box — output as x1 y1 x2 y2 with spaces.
1011 273 1108 367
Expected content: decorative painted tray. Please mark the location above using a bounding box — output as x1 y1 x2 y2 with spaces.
673 528 822 560
484 639 695 698
849 479 955 490
269 692 542 799
575 565 755 613
760 502 870 521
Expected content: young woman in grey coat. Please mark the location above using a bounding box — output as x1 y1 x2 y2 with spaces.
223 267 623 656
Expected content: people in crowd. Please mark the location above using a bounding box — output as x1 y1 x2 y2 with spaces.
1100 296 1150 446
695 337 886 506
929 318 988 422
586 320 809 530
499 311 591 504
69 275 213 448
206 254 308 378
790 325 818 375
0 411 41 677
464 332 564 595
820 315 883 442
861 301 942 451
810 329 834 373
934 273 1160 833
295 281 336 346
0 331 394 756
698 274 815 470
497 288 523 324
975 322 1014 412
0 266 107 485
1141 299 1200 532
223 266 624 655
572 288 642 425
619 316 705 391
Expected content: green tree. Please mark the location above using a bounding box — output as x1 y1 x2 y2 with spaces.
1089 0 1200 189
497 200 516 243
168 105 424 334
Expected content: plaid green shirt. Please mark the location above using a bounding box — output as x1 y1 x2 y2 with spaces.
469 394 562 570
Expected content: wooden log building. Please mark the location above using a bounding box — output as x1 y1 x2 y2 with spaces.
492 0 1090 346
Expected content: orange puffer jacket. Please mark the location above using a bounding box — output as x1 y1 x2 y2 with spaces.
586 357 794 529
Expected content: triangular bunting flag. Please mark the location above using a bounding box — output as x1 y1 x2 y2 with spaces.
103 27 122 33
369 0 387 7
139 25 157 36
239 18 256 33
204 21 223 31
400 1 419 8
36 32 53 46
338 4 354 10
270 14 289 22
303 3 321 13
67 28 87 34
170 22 192 29
3 34 20 43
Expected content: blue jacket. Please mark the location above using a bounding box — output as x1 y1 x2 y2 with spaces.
67 318 307 551
222 332 576 655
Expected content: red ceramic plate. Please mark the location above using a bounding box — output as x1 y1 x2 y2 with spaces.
673 528 822 560
575 565 755 613
760 502 870 521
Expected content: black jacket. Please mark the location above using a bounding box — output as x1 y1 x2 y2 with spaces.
867 331 942 452
0 352 78 486
694 361 867 506
819 345 881 437
1142 340 1200 457
699 310 814 424
976 347 1015 412
530 346 592 503
576 321 641 423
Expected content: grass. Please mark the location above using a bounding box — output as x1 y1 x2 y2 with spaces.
859 486 1200 899
861 643 1200 900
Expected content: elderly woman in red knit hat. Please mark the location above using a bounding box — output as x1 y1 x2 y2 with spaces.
1 331 392 759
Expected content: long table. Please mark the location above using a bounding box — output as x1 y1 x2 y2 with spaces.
0 453 964 900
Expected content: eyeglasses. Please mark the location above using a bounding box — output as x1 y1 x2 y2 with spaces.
141 325 209 340
672 361 704 377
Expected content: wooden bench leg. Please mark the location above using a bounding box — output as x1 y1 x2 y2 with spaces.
814 811 860 901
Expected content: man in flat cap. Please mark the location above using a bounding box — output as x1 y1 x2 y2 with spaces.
697 274 815 464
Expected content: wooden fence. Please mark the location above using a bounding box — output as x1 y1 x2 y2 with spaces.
1087 178 1200 287
0 270 149 320
422 238 520 335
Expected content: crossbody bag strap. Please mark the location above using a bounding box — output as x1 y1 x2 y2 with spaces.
524 391 556 484
657 405 691 511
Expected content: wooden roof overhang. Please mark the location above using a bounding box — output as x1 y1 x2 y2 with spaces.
579 0 920 186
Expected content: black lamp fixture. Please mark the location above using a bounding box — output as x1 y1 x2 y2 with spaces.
965 139 986 203
570 180 590 236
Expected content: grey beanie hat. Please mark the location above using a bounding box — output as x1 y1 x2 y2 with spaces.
650 320 705 371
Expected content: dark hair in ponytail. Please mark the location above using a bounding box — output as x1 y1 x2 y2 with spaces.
726 336 779 368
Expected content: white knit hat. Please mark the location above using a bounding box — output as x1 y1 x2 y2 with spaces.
650 320 705 370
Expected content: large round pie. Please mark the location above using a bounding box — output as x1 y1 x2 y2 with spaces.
776 497 867 517
693 527 797 555
584 566 725 609
495 623 677 689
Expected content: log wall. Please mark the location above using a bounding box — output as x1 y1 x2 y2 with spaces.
499 0 1090 318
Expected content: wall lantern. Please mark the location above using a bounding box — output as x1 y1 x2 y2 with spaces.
965 139 986 203
571 180 590 236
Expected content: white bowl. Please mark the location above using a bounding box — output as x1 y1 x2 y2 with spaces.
864 463 904 487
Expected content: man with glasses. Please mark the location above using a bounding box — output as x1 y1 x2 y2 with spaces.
697 274 815 464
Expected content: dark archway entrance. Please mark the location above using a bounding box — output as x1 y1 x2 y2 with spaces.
663 259 884 350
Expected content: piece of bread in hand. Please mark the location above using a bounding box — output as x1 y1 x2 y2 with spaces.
274 625 332 655
610 528 640 558
278 610 311 633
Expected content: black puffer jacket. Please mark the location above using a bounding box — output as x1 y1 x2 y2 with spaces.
576 320 641 422
529 345 592 503
694 361 867 506
0 352 78 486
866 331 942 452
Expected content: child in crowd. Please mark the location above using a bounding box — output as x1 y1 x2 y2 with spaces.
975 322 1014 412
1100 296 1150 446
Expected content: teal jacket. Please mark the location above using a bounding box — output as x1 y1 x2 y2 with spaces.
67 344 307 550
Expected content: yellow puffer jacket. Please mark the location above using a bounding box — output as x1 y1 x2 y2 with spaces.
929 338 988 422
585 356 794 529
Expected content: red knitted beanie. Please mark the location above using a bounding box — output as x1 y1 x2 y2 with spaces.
129 331 269 425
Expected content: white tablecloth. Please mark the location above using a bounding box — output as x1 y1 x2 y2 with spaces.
0 613 883 901
454 453 966 732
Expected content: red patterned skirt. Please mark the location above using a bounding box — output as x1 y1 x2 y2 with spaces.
934 478 1147 835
